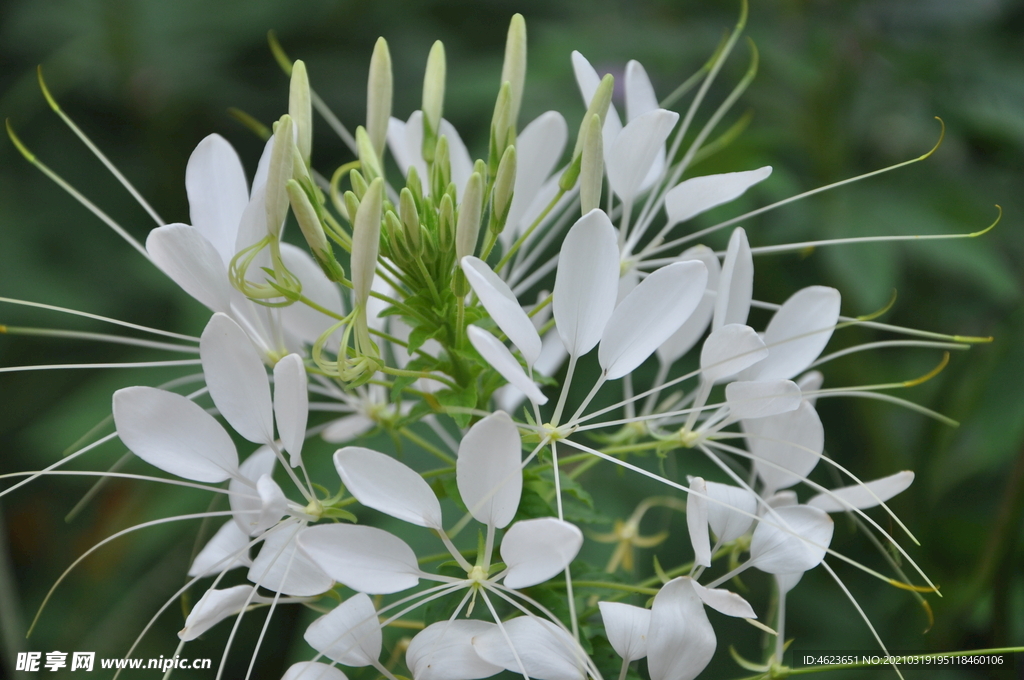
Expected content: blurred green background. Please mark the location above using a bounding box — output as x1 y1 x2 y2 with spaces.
1 0 1022 678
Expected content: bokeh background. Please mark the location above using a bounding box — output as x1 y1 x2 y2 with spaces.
1 0 1022 678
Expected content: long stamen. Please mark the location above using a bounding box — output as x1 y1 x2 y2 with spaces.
0 297 199 342
0 326 200 353
0 359 202 374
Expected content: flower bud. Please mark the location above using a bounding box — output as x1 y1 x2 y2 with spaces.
287 179 345 282
344 191 361 228
501 14 527 127
438 192 455 252
352 177 384 308
405 166 424 203
561 73 614 191
266 115 295 236
399 187 421 252
489 81 513 171
350 169 368 201
356 126 382 181
366 37 392 162
490 145 516 234
456 172 484 261
289 61 313 165
580 113 604 215
421 40 446 163
430 135 451 203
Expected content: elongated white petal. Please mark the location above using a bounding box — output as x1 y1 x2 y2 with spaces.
607 109 678 202
725 380 802 421
322 414 376 443
334 447 443 529
501 518 583 589
599 601 651 662
691 582 757 619
767 490 799 508
304 593 381 667
252 474 287 534
687 477 711 568
624 60 659 122
463 257 541 364
468 326 548 405
146 224 230 313
185 134 249 266
808 471 915 512
745 286 841 381
248 524 334 597
553 209 620 357
473 617 586 680
656 246 722 365
456 411 523 529
235 185 271 270
230 446 276 535
505 111 568 240
386 111 473 195
274 354 308 467
188 520 252 577
298 524 421 594
700 324 768 383
279 243 346 347
705 481 757 544
599 260 708 379
179 585 253 641
282 662 348 680
407 620 503 680
665 167 772 226
441 118 474 195
646 578 716 680
713 227 753 330
750 505 834 574
777 571 804 594
200 313 274 444
744 401 824 495
113 386 238 483
796 370 824 406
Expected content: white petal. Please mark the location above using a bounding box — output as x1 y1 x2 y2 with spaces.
699 324 768 384
282 662 348 680
599 260 708 379
713 227 753 330
807 471 915 513
322 414 376 443
744 286 841 381
553 209 620 357
624 60 659 122
750 505 834 574
188 520 252 577
664 167 772 226
235 184 270 268
407 620 503 680
463 257 541 365
185 134 249 266
440 118 474 196
468 326 548 405
334 447 443 529
248 524 334 597
201 313 274 444
473 617 586 680
146 224 230 313
179 585 253 641
691 582 757 619
686 477 711 568
607 109 678 203
304 593 381 667
796 370 824 406
252 474 287 535
776 571 804 594
252 136 275 196
767 490 799 508
113 386 238 483
571 51 623 149
656 245 722 365
705 481 757 544
646 578 716 680
279 243 346 347
456 411 523 530
298 524 421 594
744 401 824 495
505 111 568 241
501 518 583 589
599 601 651 662
273 354 308 467
388 113 425 182
230 446 277 536
725 380 802 421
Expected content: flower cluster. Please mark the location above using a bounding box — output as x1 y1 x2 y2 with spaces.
2 6 995 680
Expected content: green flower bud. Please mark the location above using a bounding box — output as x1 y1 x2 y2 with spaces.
352 177 384 308
406 166 424 203
287 179 344 282
456 172 484 261
366 37 392 162
580 113 604 215
489 81 512 172
561 74 612 191
350 169 368 201
430 135 451 203
356 126 382 181
438 192 455 252
490 144 516 234
421 40 446 163
289 61 313 165
266 115 295 236
399 187 421 252
344 191 361 228
501 14 527 127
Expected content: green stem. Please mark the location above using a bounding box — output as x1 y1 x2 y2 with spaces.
494 189 566 273
379 365 457 390
400 428 456 465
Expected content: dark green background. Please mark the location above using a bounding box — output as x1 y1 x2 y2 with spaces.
1 0 1022 678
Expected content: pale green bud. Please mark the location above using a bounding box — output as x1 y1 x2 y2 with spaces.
456 172 484 261
384 209 409 260
289 61 313 165
430 135 451 203
350 169 368 201
344 191 361 227
366 37 393 162
399 188 421 251
474 158 488 186
288 179 345 282
561 73 613 191
356 126 383 181
489 81 512 170
421 40 446 162
501 14 527 127
352 177 384 308
406 166 423 203
580 113 604 215
266 115 295 236
438 192 455 251
490 145 516 234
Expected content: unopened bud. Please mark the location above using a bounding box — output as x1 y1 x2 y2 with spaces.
489 82 512 171
287 179 344 282
456 172 484 261
490 145 516 234
356 126 382 181
405 166 423 203
580 113 604 215
571 73 613 160
366 37 392 162
266 115 295 236
438 193 455 251
352 178 384 308
289 61 313 165
350 169 368 201
421 40 446 162
501 14 527 127
344 191 361 227
430 135 451 202
384 209 408 258
399 188 421 251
